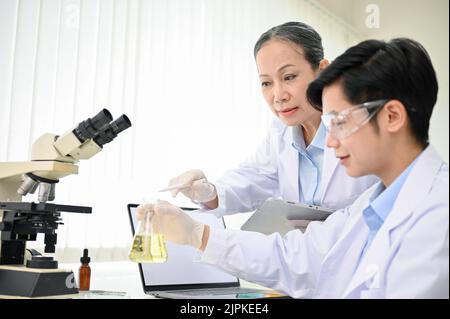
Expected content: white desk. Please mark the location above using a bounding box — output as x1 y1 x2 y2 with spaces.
62 261 271 299
62 261 151 298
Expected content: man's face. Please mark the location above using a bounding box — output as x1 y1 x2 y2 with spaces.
256 39 321 126
322 82 385 177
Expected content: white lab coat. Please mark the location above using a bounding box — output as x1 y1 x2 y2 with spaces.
201 145 449 298
212 118 378 215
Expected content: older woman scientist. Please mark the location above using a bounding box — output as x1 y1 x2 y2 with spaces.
164 22 378 217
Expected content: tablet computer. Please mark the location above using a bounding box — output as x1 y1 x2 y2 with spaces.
240 198 335 236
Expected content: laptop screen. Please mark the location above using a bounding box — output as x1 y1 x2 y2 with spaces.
127 204 238 290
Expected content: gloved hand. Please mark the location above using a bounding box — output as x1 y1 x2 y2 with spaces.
168 169 217 203
136 201 206 249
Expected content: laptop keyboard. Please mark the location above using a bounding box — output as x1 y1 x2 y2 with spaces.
170 287 265 296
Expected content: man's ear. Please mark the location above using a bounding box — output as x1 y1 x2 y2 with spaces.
382 100 408 133
318 59 330 72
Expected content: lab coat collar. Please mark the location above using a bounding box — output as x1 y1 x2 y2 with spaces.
368 158 416 224
342 145 444 297
321 146 340 201
279 126 300 201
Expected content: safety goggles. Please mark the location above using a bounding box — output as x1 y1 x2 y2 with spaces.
321 99 388 140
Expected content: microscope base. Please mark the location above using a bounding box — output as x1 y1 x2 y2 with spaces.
0 265 78 298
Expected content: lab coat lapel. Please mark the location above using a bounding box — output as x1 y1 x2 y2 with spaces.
331 187 376 247
282 127 300 201
343 221 391 297
320 145 339 201
315 205 370 297
343 145 443 297
380 145 442 230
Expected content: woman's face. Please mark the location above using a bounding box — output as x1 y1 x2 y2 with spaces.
256 39 321 126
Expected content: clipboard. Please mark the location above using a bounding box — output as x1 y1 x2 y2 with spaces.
240 198 335 236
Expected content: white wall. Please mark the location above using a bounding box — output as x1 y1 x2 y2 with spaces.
316 0 449 162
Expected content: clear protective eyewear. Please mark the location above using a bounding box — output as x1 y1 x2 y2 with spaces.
321 99 388 140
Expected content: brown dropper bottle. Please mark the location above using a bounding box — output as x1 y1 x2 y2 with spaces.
79 248 91 291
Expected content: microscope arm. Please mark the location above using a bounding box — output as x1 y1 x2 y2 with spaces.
32 133 103 162
0 161 78 182
0 161 78 202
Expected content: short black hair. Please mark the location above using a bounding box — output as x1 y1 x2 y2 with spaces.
307 38 438 146
254 21 324 69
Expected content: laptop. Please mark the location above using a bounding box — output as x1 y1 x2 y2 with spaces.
127 204 287 299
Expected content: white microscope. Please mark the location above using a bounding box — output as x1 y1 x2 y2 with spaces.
0 109 131 298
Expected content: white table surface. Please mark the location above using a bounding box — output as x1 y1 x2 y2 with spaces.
61 261 150 298
61 261 271 299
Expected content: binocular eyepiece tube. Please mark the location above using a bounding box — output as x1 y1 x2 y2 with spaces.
72 108 131 146
93 114 132 147
73 109 113 143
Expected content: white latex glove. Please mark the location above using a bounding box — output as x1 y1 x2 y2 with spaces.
168 169 217 203
136 201 205 249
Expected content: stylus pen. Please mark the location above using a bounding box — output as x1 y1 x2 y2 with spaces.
158 183 192 192
158 178 207 193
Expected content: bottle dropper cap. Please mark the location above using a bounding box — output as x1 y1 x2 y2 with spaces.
80 248 91 264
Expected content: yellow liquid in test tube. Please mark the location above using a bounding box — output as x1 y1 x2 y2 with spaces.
129 234 168 263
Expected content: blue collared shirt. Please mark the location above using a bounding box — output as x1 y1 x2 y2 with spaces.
359 157 418 261
291 123 326 206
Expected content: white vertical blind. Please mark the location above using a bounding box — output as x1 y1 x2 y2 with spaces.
0 0 361 262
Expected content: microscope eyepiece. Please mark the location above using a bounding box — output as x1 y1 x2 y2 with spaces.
111 115 132 135
73 108 113 143
93 114 132 147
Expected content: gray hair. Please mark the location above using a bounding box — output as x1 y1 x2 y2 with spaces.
254 22 324 69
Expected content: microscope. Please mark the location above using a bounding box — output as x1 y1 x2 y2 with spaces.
0 109 131 298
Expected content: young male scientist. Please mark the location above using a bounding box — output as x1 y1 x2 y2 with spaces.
138 38 449 298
